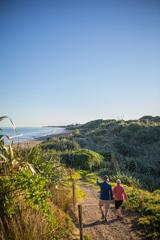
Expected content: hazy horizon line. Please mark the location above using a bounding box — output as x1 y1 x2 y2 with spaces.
1 114 159 128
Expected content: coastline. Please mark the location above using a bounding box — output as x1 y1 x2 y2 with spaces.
35 129 71 141
13 128 72 148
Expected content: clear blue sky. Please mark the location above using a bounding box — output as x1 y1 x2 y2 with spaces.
0 0 160 126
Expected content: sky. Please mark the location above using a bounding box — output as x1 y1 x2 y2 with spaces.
0 0 160 126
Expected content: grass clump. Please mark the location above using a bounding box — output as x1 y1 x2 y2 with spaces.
124 187 160 239
0 140 77 240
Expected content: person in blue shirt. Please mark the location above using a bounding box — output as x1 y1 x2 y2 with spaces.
96 175 113 221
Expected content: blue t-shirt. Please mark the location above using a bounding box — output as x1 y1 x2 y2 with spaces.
96 180 113 200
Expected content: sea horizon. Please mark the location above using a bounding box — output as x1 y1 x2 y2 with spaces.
1 127 66 144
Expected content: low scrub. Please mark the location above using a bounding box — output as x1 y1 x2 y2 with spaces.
124 187 160 239
0 140 77 240
42 138 80 151
61 149 103 170
0 204 74 240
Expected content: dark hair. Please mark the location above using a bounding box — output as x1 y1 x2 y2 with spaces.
101 175 109 180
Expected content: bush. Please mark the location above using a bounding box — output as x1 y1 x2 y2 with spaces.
114 139 134 156
42 138 80 151
124 187 160 239
0 140 76 240
61 149 104 170
134 126 160 144
109 172 140 188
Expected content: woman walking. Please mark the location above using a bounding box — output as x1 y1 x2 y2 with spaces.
113 179 128 219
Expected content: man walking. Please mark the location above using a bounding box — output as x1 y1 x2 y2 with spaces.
96 175 113 221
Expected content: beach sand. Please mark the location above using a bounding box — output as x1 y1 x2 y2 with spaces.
13 140 42 149
13 130 72 149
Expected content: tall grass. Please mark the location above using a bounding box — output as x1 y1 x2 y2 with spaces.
0 117 77 240
0 203 76 240
0 209 52 240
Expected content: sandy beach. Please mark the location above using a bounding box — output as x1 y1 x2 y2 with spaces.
13 129 72 148
13 140 42 149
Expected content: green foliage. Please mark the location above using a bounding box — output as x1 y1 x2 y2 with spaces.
19 146 67 186
0 137 76 239
109 172 140 188
0 142 56 218
134 126 160 144
15 170 50 211
61 149 103 170
73 129 81 137
1 115 160 239
78 170 98 185
114 139 134 156
79 119 104 130
140 115 160 122
42 138 80 151
69 117 160 190
124 187 160 239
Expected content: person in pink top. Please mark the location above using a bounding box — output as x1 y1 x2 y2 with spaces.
113 179 128 219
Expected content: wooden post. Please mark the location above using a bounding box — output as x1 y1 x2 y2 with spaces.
72 180 76 212
68 168 76 212
78 204 83 240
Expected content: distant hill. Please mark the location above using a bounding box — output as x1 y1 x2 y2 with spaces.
67 116 160 190
44 124 81 128
139 115 160 122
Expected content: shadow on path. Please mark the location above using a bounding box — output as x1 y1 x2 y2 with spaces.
83 218 119 228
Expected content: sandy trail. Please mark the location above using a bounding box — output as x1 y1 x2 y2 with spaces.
78 184 141 240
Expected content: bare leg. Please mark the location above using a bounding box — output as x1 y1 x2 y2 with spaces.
118 208 122 217
115 208 122 219
99 205 105 218
115 209 119 217
104 202 110 220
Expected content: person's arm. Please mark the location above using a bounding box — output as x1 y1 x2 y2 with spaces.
123 188 128 201
96 178 101 186
110 185 113 200
112 187 115 199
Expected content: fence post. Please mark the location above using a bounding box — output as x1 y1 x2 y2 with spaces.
78 204 83 240
72 180 76 212
68 168 76 213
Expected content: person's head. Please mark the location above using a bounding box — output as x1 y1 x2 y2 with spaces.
116 179 121 185
101 175 109 182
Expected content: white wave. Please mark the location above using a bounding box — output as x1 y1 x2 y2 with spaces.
9 134 23 139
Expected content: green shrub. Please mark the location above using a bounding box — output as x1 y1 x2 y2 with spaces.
124 187 160 239
61 149 103 170
0 139 76 239
109 172 140 188
42 138 80 151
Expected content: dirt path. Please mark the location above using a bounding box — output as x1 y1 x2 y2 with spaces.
78 184 141 240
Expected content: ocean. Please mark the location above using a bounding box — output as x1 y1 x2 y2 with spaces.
0 127 65 144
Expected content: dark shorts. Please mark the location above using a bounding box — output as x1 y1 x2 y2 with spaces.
115 200 123 209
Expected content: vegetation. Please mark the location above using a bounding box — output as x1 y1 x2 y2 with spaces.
61 149 103 170
0 117 79 240
41 116 160 239
66 116 160 190
124 186 160 240
42 138 80 151
1 115 160 239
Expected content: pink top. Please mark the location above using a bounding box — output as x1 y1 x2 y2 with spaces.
113 185 127 201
